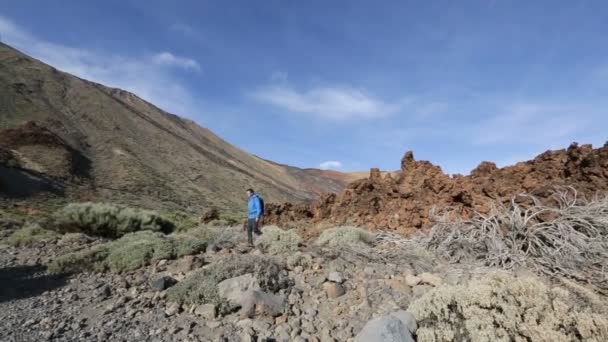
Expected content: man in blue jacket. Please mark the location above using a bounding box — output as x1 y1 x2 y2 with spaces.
246 188 263 245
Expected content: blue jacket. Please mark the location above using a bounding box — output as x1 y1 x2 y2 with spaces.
248 193 262 219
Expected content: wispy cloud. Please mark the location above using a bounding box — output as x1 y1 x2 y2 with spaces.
153 51 200 71
0 16 200 117
319 160 342 170
250 83 401 121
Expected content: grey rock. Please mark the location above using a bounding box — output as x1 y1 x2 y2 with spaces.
218 273 260 305
354 315 414 342
194 304 216 320
328 271 344 283
239 290 284 318
389 310 417 334
150 276 177 291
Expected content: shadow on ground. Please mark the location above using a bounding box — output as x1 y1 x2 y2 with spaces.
0 265 69 302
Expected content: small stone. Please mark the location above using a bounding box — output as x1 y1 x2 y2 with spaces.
419 273 442 287
207 320 222 329
239 290 284 318
404 274 422 287
98 284 111 297
150 276 177 291
195 304 216 320
323 282 345 298
328 272 344 283
165 302 181 316
157 259 168 267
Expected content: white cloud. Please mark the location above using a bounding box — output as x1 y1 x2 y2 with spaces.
251 84 400 120
319 160 342 170
153 51 200 71
0 16 200 117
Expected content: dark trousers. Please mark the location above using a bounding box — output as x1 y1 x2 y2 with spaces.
247 218 261 244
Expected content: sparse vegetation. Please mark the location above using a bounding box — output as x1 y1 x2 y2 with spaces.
422 189 608 290
315 226 375 247
255 225 302 255
410 272 608 342
164 211 199 232
8 223 59 247
167 254 290 313
48 231 206 273
52 202 175 238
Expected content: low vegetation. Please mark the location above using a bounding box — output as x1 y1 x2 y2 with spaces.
52 202 175 238
7 223 59 247
422 189 608 290
167 254 290 313
315 226 375 247
410 272 608 342
255 225 302 255
48 231 206 273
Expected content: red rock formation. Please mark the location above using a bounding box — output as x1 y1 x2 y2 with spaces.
264 143 608 236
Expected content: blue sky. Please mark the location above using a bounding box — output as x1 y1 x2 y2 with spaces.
1 1 606 174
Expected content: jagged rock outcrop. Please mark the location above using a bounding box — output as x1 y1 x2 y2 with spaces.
265 143 608 235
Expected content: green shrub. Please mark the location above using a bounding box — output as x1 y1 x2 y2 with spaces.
184 225 221 243
164 211 199 232
409 272 608 342
48 231 206 274
8 223 58 247
52 202 175 238
315 226 375 247
105 231 175 272
255 226 302 255
167 254 290 313
48 244 110 274
172 234 208 257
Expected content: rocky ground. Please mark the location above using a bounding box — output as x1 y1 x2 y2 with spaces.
0 225 453 342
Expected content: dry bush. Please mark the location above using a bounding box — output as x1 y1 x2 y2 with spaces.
52 202 175 238
409 272 608 342
315 226 375 247
48 231 206 273
255 225 302 255
421 188 608 291
8 223 58 247
166 254 291 314
185 224 247 246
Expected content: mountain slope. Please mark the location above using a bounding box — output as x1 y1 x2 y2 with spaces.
0 43 354 212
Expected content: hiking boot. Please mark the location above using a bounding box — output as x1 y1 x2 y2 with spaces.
254 230 262 236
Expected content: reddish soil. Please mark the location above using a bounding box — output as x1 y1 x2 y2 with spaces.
265 143 608 236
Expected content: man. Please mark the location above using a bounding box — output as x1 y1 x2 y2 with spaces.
246 188 263 245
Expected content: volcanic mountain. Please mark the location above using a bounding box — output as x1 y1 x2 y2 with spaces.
0 43 356 212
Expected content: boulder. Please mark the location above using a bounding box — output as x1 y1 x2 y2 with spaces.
389 310 417 334
217 273 260 305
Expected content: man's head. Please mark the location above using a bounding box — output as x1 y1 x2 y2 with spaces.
246 188 254 198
